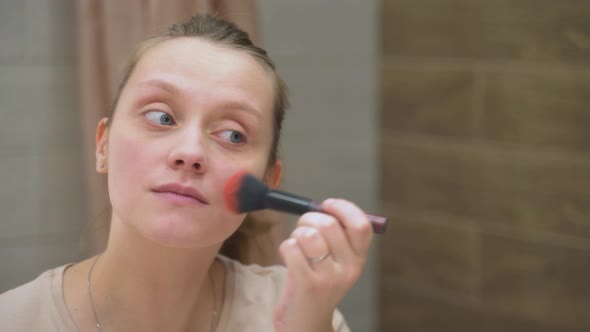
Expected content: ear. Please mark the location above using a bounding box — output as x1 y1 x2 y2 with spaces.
95 118 110 174
269 159 283 189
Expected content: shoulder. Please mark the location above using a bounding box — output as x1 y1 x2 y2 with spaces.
0 268 56 314
0 265 69 331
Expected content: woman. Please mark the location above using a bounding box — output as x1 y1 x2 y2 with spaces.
0 15 373 332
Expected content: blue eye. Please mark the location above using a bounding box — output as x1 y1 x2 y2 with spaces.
219 130 245 144
145 111 175 126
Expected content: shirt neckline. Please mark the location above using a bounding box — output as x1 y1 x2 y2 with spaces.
52 256 235 332
52 263 79 331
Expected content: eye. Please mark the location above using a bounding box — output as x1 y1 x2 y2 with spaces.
144 110 175 126
218 130 246 144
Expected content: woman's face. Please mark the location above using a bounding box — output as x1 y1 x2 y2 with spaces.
96 38 279 248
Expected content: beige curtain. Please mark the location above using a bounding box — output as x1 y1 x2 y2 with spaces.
78 0 283 265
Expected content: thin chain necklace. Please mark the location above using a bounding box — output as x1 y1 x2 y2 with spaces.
87 255 219 332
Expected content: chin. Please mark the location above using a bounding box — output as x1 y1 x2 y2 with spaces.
140 214 240 249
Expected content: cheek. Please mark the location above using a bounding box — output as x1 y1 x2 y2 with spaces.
107 133 151 208
212 149 269 183
218 129 274 180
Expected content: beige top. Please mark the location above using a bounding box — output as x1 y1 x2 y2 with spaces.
0 256 350 331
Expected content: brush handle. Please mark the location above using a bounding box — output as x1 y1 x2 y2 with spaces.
311 203 388 234
365 213 388 234
265 191 388 234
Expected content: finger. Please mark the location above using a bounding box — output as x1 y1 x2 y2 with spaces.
290 226 332 268
279 238 313 283
296 212 355 264
321 199 373 256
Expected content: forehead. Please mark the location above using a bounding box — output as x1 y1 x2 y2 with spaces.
126 37 274 112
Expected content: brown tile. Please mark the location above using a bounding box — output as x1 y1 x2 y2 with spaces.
379 215 477 296
382 0 590 63
481 234 590 329
381 138 590 238
381 138 485 221
379 285 587 332
482 71 590 153
380 65 474 138
477 152 590 238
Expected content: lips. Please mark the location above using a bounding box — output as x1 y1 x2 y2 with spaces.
152 183 209 205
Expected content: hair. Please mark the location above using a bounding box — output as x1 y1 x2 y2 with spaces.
93 14 289 263
110 14 288 167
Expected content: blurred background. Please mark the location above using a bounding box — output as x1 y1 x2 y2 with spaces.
0 1 588 331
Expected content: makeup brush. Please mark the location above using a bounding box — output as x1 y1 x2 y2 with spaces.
223 171 387 234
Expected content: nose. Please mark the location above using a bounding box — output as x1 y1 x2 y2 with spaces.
167 131 208 173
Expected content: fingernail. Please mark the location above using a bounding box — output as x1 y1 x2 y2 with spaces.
291 228 304 238
356 219 368 228
323 198 336 206
303 228 317 237
319 218 335 227
286 238 297 246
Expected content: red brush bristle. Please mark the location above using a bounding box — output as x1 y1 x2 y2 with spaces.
223 171 249 213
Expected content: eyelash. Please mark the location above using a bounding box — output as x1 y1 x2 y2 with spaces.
143 110 247 145
217 130 247 144
144 110 176 126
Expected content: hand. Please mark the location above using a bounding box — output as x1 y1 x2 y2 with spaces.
274 198 374 332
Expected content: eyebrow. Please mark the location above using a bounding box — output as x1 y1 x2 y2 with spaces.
137 79 182 96
218 100 263 119
136 78 263 118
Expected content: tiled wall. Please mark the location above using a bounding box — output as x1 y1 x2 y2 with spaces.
380 1 590 331
0 0 84 291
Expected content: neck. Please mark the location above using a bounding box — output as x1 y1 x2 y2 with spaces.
90 219 224 332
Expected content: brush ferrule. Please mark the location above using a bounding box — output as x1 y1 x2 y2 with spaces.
265 190 320 215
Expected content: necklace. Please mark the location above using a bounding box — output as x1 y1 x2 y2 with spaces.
87 255 219 332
